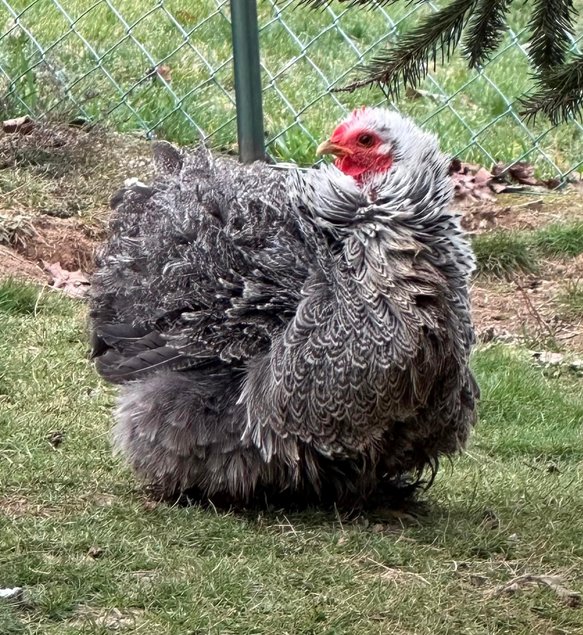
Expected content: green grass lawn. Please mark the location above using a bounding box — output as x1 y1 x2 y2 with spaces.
1 280 582 634
472 222 583 278
1 1 582 174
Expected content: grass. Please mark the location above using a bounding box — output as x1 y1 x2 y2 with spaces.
0 278 43 314
0 124 152 222
533 222 583 258
472 232 539 278
0 1 582 173
472 222 583 278
1 5 582 631
1 281 583 634
0 213 35 247
558 280 583 318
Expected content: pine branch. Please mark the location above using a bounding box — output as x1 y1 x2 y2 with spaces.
339 0 478 94
529 0 576 70
297 0 583 124
462 0 512 68
520 53 583 123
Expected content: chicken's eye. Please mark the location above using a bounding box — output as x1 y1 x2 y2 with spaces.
357 134 375 148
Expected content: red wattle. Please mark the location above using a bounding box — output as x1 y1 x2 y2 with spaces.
335 153 393 181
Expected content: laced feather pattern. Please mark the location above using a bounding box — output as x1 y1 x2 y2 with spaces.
90 109 479 506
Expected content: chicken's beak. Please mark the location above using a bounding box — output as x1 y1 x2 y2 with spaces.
316 139 352 157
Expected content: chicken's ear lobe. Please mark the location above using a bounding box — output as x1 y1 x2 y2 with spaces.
152 141 183 177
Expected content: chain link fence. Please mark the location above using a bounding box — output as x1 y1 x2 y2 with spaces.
1 0 582 179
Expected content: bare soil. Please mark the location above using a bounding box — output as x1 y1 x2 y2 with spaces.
458 194 583 352
458 190 583 234
17 215 100 272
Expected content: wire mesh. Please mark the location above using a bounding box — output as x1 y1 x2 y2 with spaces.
0 0 582 179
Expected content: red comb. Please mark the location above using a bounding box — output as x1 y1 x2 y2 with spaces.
330 106 368 140
330 121 348 141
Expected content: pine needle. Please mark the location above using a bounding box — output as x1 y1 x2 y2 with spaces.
294 0 418 7
339 0 477 94
297 0 583 123
520 53 583 123
462 0 512 69
529 0 576 70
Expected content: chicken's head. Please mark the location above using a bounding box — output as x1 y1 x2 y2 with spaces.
317 107 403 182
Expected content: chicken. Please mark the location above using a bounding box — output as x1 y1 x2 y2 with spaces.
90 107 479 507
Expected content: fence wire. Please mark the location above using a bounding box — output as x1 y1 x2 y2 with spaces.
1 0 582 179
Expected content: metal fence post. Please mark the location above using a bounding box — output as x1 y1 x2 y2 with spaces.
230 0 265 163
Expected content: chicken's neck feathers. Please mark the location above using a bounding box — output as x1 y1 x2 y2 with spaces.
290 148 474 287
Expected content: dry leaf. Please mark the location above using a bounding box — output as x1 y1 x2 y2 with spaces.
450 158 561 201
488 573 581 608
2 115 35 134
492 161 544 187
146 64 172 83
43 261 90 298
156 64 172 82
450 160 496 203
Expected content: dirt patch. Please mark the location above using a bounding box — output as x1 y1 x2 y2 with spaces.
17 215 100 272
472 256 583 352
0 244 47 282
0 215 100 281
69 606 146 631
472 285 583 352
0 496 59 519
0 122 155 282
459 189 583 234
0 121 152 223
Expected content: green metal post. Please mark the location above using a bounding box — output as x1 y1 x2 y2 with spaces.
230 0 265 163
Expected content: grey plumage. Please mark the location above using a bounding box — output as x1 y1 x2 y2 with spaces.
90 109 479 507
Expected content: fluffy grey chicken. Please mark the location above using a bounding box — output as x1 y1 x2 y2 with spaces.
90 107 479 507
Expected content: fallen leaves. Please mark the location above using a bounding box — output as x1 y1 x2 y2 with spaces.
450 159 564 205
2 115 35 135
451 159 497 203
487 574 582 608
43 261 90 298
146 64 173 83
493 161 538 187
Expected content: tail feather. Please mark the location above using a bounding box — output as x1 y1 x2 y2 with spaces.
91 324 157 358
95 346 194 384
111 369 375 504
113 370 266 499
92 322 198 384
